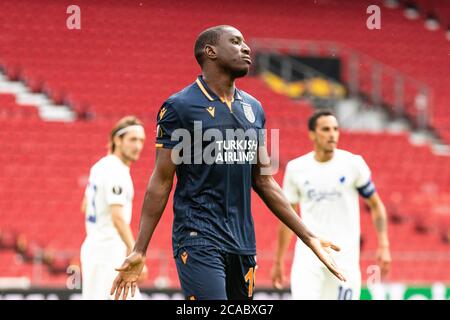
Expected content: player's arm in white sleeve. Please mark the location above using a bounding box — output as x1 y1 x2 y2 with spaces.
272 162 298 289
355 156 391 277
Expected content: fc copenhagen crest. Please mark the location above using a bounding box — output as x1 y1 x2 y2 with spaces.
241 102 255 123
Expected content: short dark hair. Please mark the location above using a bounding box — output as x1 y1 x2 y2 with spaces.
194 25 231 67
308 109 336 131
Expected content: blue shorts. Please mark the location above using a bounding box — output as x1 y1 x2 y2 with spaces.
175 246 257 300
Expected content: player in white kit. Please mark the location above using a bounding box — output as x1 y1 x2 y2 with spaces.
80 116 147 300
271 110 391 300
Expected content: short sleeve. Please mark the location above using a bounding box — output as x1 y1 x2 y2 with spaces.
155 102 182 149
282 162 300 204
104 174 127 206
354 155 372 188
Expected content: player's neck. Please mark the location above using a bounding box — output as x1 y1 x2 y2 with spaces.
314 149 334 163
202 71 235 102
112 152 131 167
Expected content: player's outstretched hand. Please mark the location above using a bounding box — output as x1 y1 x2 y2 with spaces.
309 237 346 282
110 251 146 300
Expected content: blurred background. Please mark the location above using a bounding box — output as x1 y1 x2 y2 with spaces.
0 0 449 300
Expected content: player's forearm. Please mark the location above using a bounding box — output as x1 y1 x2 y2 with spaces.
253 176 316 245
370 202 390 248
133 174 173 255
372 212 389 248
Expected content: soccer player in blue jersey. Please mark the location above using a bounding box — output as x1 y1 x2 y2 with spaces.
111 25 345 300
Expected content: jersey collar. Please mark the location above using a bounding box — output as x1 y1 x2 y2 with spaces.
195 75 243 103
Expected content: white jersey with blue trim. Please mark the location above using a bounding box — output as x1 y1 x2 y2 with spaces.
84 154 134 243
283 149 373 268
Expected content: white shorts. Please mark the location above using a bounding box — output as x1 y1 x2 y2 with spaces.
290 253 361 300
80 239 142 300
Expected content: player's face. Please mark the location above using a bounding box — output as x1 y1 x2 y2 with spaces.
117 130 146 162
215 27 252 78
310 115 339 152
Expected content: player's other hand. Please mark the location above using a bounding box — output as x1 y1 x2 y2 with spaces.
309 237 346 282
271 262 285 290
110 251 146 300
376 246 391 277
